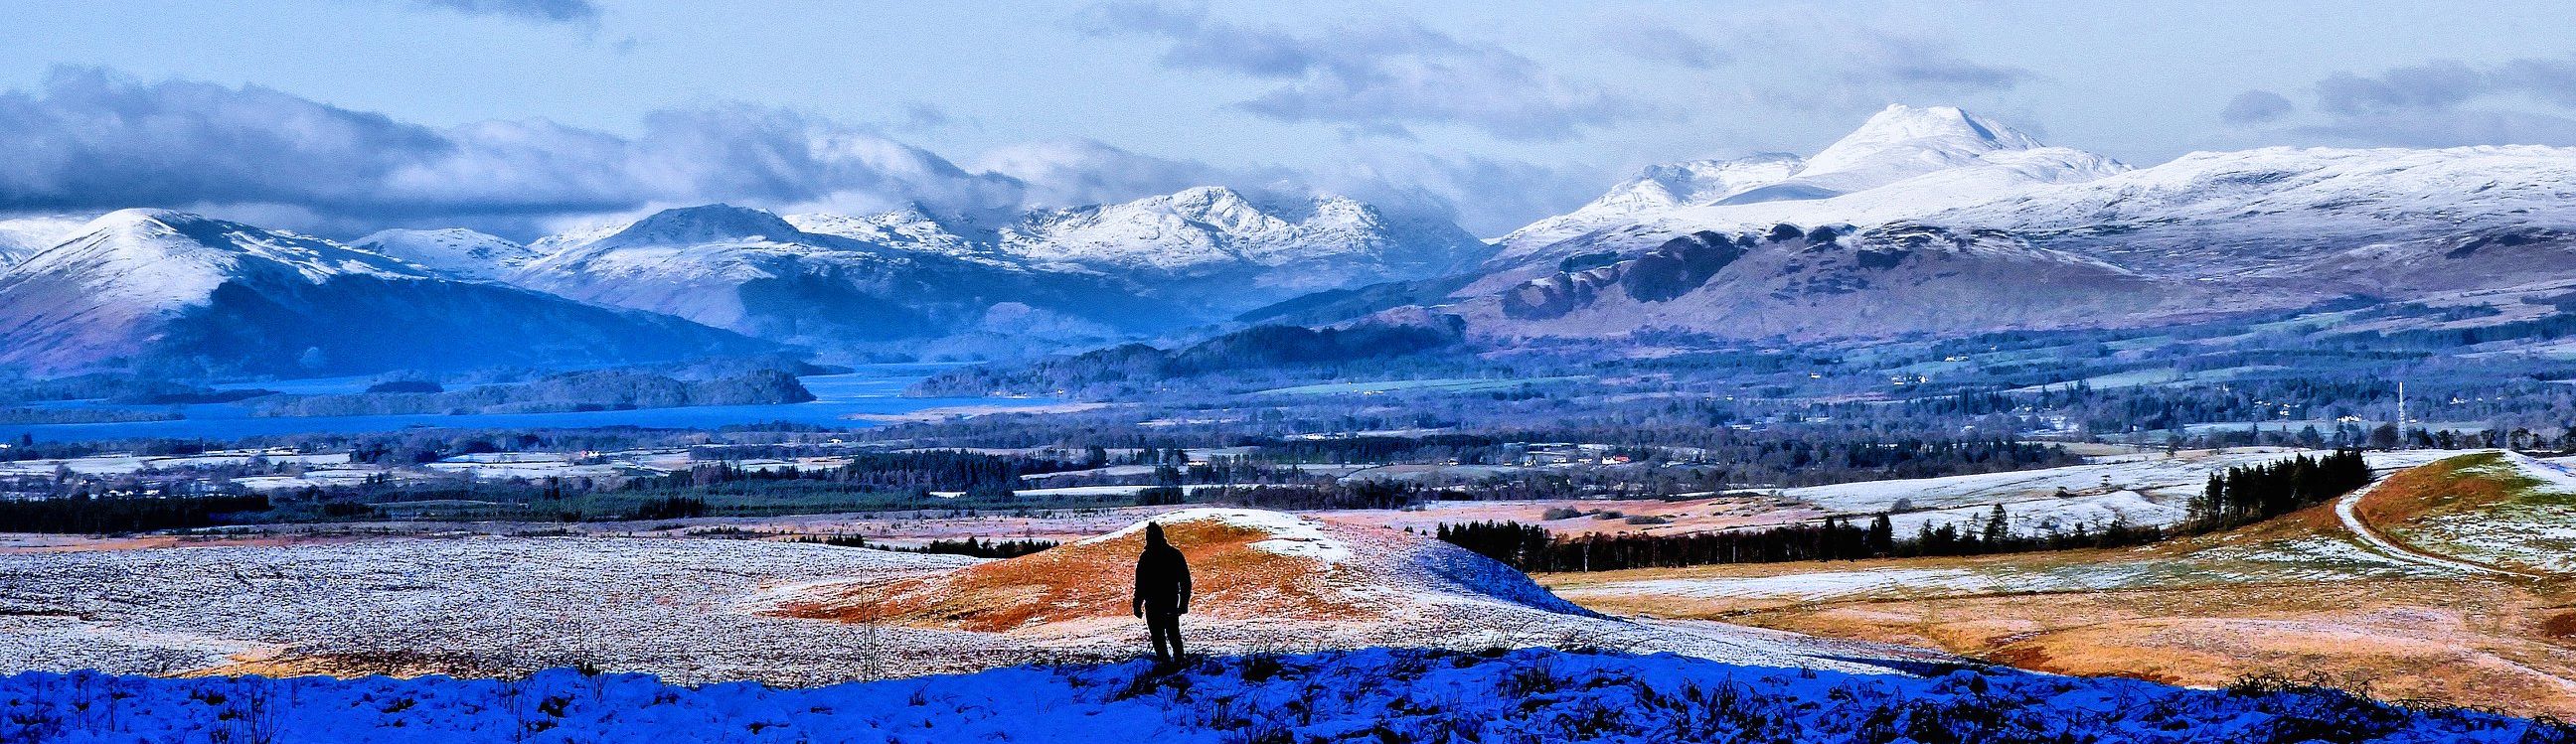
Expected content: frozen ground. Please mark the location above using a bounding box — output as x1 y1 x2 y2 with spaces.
0 536 1007 686
0 511 1938 686
5 647 2560 743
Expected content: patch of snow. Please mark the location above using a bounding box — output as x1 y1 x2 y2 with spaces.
1090 508 1355 564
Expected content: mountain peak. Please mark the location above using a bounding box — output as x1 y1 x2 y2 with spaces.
354 228 536 281
600 205 804 247
1162 186 1261 215
1804 105 2043 177
86 208 221 237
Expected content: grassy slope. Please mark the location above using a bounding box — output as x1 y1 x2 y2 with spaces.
1540 457 2576 716
2363 452 2576 575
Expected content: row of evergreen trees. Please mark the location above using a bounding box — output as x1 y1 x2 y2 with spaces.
1436 513 2172 573
2185 449 2373 530
630 450 1063 498
0 493 271 533
1440 450 2375 572
789 532 1057 558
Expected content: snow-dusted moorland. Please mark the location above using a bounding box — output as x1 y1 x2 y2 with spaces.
5 647 2565 743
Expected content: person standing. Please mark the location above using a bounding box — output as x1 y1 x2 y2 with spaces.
1132 522 1193 663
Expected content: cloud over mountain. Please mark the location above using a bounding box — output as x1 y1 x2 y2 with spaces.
2265 55 2576 147
0 68 1394 237
0 66 1608 239
405 0 598 24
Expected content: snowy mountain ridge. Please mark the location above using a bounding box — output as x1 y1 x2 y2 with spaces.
0 214 93 267
1495 104 2130 260
511 188 1492 330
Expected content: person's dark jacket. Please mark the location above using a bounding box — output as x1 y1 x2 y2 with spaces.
1132 522 1192 616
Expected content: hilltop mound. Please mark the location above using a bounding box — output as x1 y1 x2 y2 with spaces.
771 509 1589 632
11 648 2565 744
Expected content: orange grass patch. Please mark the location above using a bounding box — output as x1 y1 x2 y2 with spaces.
2355 453 2529 527
772 520 1368 632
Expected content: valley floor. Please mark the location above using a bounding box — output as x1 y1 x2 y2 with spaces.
7 448 2572 722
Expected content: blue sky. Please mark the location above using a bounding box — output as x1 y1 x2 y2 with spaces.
6 0 2576 237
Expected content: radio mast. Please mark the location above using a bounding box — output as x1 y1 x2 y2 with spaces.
2396 379 2406 449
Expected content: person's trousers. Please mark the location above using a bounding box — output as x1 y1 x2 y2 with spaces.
1146 609 1185 661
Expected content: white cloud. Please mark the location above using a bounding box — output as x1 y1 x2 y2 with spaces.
2220 90 2294 124
2259 56 2576 146
1077 2 1645 141
404 0 597 24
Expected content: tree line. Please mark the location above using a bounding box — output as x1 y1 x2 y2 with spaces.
0 494 271 533
2186 449 2373 530
1439 451 2376 572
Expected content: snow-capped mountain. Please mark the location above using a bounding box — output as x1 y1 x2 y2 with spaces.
1320 104 2576 343
510 204 1180 357
1493 105 2127 262
0 210 765 374
543 189 1494 335
1787 104 2055 194
350 228 540 281
998 187 1489 298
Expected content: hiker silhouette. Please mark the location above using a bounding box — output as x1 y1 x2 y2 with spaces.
1132 521 1193 663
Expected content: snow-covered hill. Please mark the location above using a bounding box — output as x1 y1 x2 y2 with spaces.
7 648 2553 743
0 210 765 374
1930 144 2576 284
766 508 1906 669
774 508 1595 630
351 227 539 281
1452 223 2201 342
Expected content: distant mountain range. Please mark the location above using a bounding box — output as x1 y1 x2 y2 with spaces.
1281 104 2576 344
0 189 1488 374
9 103 2576 376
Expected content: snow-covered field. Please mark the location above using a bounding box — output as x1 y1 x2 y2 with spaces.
1776 449 2460 535
6 647 2560 743
0 511 1936 686
0 537 1001 686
